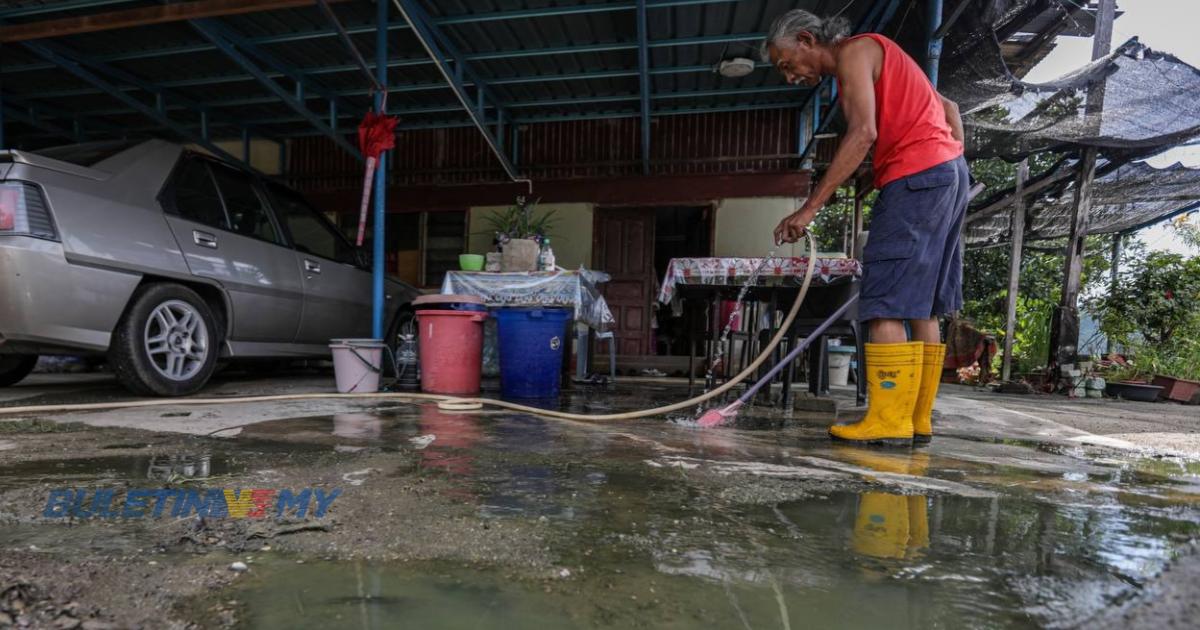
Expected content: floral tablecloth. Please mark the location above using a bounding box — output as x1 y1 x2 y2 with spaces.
442 269 615 329
657 257 861 305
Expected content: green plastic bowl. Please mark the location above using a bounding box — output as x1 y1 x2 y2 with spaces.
459 254 485 271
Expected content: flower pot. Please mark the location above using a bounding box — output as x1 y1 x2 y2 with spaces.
1151 375 1200 403
501 238 540 272
1105 381 1164 402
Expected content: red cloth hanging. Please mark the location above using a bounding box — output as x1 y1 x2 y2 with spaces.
357 110 397 160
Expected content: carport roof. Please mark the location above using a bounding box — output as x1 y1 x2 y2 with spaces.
0 0 883 151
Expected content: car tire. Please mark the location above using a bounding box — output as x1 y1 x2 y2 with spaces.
0 355 37 387
109 283 221 397
383 308 415 377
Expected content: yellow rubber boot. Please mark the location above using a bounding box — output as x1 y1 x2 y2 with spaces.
912 343 946 444
852 492 910 560
829 342 923 446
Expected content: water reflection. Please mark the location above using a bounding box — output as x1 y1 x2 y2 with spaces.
331 413 383 441
146 454 211 480
418 405 482 479
841 450 931 565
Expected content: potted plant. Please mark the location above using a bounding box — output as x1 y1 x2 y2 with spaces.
1145 339 1200 403
1089 250 1200 403
483 197 558 272
1102 359 1164 402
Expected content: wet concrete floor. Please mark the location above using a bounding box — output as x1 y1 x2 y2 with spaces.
1 380 1199 628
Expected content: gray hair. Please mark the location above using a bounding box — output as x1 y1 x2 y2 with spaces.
760 9 851 61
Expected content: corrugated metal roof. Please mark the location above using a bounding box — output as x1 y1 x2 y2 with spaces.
0 0 904 155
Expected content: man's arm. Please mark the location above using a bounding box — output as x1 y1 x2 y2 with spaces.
941 94 964 143
775 40 878 244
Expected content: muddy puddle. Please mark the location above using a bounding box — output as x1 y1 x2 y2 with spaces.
214 403 1200 628
2 393 1200 627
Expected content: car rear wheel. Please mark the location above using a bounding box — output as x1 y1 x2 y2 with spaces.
0 355 37 387
110 284 220 396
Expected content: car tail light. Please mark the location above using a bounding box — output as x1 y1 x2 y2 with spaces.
0 182 56 239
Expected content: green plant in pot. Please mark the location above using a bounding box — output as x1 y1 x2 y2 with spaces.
484 197 558 272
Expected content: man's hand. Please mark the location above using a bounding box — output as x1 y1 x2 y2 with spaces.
774 207 817 244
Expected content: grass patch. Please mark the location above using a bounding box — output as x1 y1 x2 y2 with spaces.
0 418 88 433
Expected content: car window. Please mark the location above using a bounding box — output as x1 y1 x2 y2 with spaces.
167 157 228 229
267 185 359 266
210 165 282 245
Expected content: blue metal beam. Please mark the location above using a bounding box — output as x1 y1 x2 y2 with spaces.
20 40 242 165
2 106 81 143
435 0 736 25
192 17 361 119
0 0 137 19
36 64 782 125
371 0 388 340
42 34 280 144
67 98 818 142
926 0 945 86
42 84 806 135
190 18 360 160
2 1 738 74
392 0 517 179
637 0 651 175
1 91 124 139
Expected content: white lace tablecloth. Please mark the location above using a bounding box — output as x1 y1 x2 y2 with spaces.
657 257 861 305
442 269 615 329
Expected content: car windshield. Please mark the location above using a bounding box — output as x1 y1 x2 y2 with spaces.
34 140 141 167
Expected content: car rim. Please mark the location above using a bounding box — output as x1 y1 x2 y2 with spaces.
144 299 209 382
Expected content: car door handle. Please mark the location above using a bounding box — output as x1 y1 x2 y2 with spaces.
304 259 322 274
193 230 218 249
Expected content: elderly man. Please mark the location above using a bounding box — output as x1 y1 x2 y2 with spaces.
763 9 968 446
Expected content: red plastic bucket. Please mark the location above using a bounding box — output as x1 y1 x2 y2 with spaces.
416 309 488 395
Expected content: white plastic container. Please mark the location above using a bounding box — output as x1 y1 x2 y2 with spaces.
827 345 855 387
329 338 385 393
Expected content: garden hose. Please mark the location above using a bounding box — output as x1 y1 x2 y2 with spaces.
0 234 818 424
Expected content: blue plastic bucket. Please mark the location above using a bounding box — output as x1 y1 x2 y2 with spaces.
495 307 572 399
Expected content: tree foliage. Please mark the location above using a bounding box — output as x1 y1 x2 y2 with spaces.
1087 251 1200 346
959 153 1110 373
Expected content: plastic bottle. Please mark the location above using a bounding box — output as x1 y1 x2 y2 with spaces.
539 238 556 271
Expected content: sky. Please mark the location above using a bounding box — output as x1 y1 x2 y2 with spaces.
1021 0 1199 254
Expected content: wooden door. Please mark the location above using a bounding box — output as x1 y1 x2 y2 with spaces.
594 209 655 355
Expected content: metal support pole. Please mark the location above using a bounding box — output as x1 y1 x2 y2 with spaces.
510 123 520 166
372 0 388 339
1001 159 1028 382
200 110 209 140
636 0 651 175
278 139 287 177
242 128 251 164
925 0 944 85
0 86 6 149
496 107 505 152
1049 0 1114 372
1105 232 1122 354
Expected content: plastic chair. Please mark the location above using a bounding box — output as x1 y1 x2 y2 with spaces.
594 330 618 380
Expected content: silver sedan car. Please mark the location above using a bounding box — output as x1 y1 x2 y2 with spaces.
0 139 418 396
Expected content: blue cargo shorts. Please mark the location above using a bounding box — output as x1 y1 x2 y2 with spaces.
859 156 970 322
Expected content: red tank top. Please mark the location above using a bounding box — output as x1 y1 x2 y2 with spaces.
846 34 963 189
